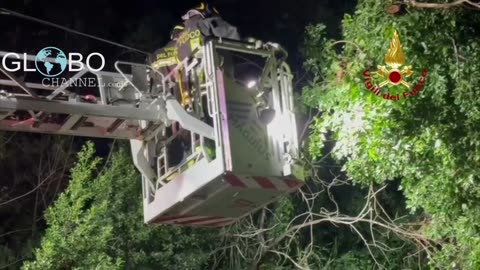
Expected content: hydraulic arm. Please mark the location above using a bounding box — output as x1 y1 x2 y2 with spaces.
0 39 303 227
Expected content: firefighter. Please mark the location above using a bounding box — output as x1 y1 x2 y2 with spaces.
147 25 189 167
149 25 184 83
163 3 240 169
148 24 186 102
181 2 240 40
177 2 240 61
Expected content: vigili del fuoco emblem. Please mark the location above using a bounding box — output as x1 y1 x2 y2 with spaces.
362 30 427 101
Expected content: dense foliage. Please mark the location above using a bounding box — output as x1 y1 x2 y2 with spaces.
303 0 480 268
23 143 215 269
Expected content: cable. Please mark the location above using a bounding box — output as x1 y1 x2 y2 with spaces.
0 8 150 55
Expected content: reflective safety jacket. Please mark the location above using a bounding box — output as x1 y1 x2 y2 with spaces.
146 40 182 101
150 40 179 73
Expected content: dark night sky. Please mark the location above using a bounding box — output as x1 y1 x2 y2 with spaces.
1 0 355 74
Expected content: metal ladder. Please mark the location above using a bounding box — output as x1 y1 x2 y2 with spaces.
0 51 166 140
0 39 303 227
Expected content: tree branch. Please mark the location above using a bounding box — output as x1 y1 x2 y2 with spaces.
407 0 480 10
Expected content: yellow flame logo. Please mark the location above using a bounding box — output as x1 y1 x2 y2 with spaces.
375 30 413 87
385 31 405 69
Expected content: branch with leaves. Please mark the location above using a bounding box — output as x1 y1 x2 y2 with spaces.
407 0 480 9
213 163 436 269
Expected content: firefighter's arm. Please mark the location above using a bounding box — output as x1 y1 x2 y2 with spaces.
151 48 179 70
151 57 177 70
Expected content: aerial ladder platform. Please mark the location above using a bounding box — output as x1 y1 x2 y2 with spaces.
0 39 303 227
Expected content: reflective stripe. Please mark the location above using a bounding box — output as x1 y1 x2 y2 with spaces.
252 176 277 189
224 174 247 187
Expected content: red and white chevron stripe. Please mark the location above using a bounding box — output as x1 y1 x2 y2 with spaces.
151 174 303 227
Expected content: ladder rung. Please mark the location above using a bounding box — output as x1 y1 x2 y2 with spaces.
31 113 48 128
0 67 39 98
107 119 125 133
60 115 83 131
0 111 12 120
70 116 88 130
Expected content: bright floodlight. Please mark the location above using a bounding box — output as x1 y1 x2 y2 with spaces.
246 80 257 89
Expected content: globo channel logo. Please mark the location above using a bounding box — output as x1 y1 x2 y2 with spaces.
1 46 105 77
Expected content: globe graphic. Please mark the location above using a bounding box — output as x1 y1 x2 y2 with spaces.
34 47 68 77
